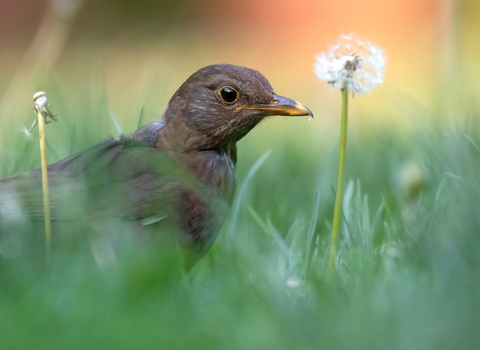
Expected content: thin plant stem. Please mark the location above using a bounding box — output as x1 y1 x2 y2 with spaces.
37 110 52 263
328 85 349 274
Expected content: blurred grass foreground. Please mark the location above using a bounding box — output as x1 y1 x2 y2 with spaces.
1 92 480 349
1 1 480 350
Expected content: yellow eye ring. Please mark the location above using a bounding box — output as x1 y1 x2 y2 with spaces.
219 86 238 104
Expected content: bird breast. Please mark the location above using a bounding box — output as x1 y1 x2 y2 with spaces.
178 149 236 250
184 149 236 204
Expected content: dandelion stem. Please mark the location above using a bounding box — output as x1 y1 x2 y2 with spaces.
37 109 52 263
328 85 349 274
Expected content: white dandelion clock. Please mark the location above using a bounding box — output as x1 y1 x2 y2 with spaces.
314 33 386 94
315 34 387 274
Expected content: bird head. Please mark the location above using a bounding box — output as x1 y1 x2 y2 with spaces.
161 64 313 152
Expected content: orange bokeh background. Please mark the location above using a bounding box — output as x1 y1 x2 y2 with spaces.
0 0 478 140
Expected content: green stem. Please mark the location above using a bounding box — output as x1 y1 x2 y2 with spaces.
38 111 52 264
328 86 349 274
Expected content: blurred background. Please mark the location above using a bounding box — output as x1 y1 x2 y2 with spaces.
2 2 480 348
1 0 479 149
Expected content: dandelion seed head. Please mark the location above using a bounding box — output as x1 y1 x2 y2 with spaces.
33 91 48 109
314 33 386 94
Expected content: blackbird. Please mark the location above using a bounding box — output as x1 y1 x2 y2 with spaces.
0 64 312 261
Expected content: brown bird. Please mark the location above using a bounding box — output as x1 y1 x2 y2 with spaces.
0 64 312 263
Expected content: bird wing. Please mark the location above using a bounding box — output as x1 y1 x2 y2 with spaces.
0 136 184 227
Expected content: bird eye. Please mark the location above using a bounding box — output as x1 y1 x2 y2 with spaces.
219 86 238 104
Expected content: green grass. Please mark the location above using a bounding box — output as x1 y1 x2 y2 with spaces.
1 90 480 349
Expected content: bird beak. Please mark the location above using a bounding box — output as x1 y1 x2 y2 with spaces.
236 94 313 117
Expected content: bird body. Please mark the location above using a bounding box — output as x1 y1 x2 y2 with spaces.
0 64 312 262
